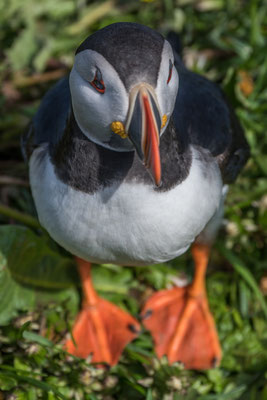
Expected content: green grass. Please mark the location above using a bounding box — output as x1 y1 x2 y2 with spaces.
0 0 267 398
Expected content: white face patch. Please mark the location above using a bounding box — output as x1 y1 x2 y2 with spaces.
70 40 179 151
70 50 134 151
155 40 179 135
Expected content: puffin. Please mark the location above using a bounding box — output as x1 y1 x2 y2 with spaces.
22 22 249 369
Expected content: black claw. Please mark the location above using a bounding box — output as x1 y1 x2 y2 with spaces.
141 309 153 320
103 363 111 371
211 357 218 368
127 324 140 334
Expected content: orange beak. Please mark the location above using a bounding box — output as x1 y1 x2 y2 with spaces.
126 84 162 187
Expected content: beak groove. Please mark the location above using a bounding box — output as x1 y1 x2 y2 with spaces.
141 91 161 186
126 84 162 187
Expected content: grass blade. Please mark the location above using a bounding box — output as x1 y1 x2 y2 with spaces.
217 242 267 318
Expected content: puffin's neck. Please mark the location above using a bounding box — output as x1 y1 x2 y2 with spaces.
49 113 192 194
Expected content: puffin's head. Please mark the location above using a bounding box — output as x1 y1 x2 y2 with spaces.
70 22 178 186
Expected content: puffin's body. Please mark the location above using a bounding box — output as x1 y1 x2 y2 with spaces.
30 122 221 266
23 23 249 369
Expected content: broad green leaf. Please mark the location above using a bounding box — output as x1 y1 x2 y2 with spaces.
0 225 79 324
7 24 38 71
92 266 133 294
22 330 54 347
0 225 78 289
0 374 17 390
0 254 35 324
199 385 246 399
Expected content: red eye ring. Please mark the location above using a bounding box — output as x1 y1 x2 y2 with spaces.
90 69 105 94
167 60 173 84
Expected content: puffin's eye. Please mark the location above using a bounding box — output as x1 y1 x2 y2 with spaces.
90 68 105 94
167 60 173 84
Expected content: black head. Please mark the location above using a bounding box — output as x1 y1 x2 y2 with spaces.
76 22 165 91
70 22 178 185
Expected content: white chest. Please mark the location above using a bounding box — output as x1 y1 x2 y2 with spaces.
30 146 222 266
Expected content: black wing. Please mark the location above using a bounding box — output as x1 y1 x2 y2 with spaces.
21 77 71 160
171 47 249 184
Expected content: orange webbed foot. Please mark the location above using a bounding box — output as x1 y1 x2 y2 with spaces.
141 286 221 369
65 257 140 366
141 244 222 370
65 297 140 366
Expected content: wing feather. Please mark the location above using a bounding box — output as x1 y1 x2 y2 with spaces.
21 77 71 160
172 52 249 183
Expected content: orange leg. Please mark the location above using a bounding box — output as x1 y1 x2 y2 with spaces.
141 244 221 370
65 258 140 366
